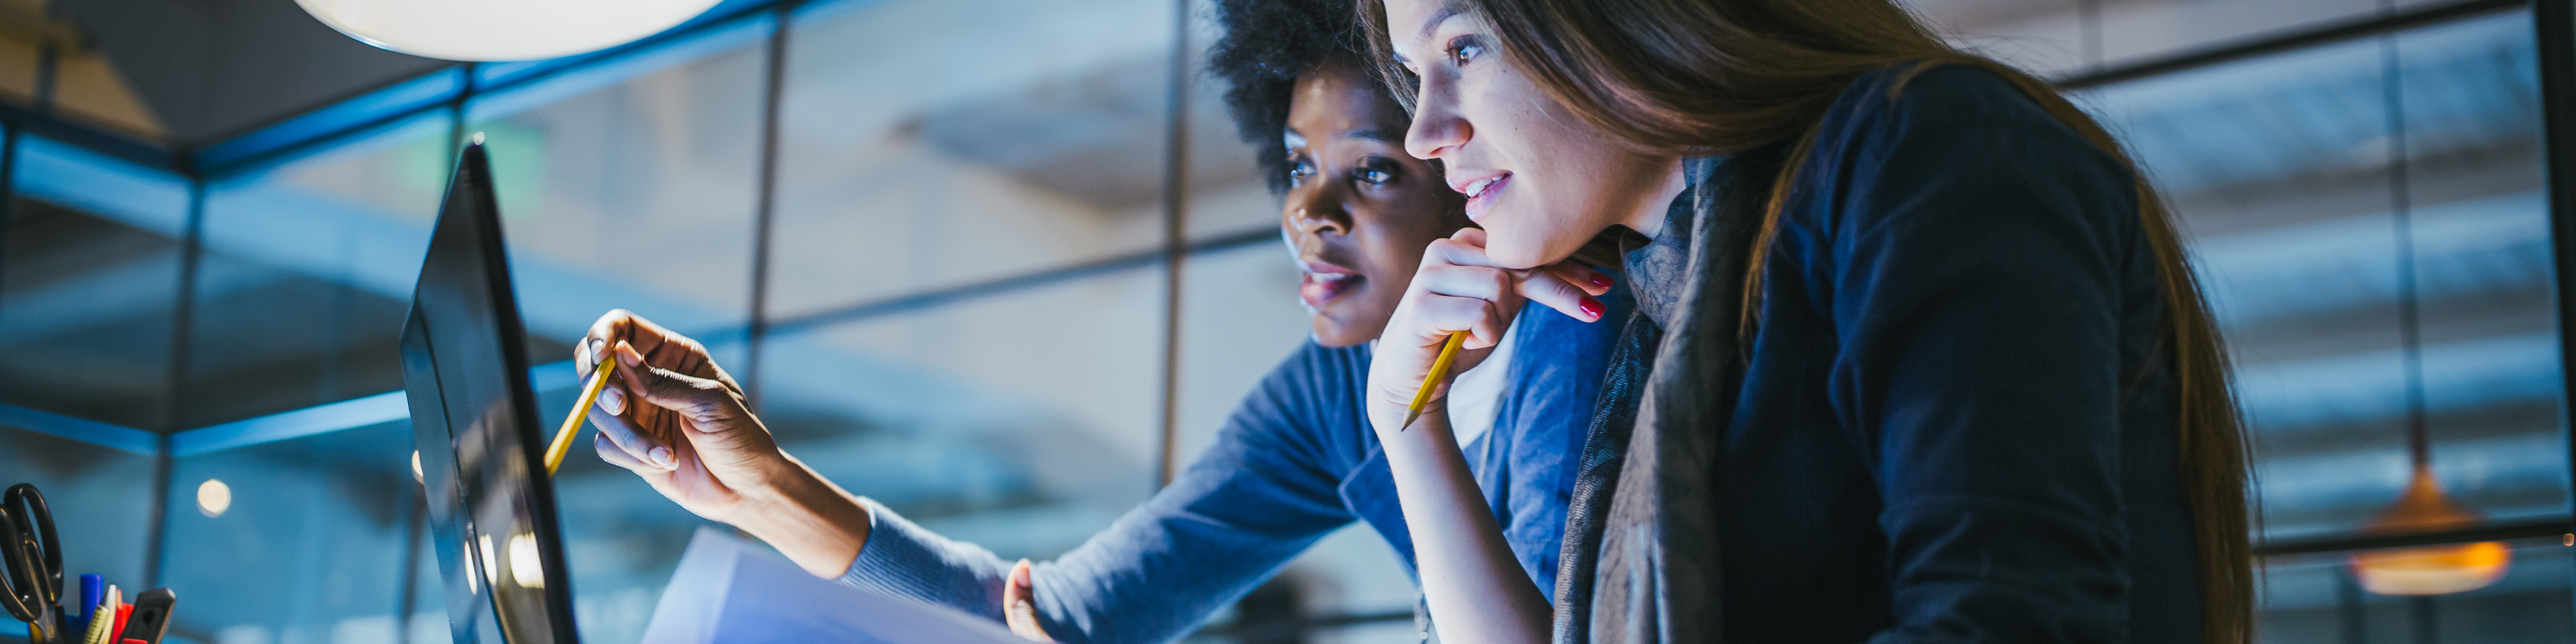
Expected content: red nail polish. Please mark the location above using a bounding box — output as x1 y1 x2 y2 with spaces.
1579 297 1604 319
1588 275 1613 290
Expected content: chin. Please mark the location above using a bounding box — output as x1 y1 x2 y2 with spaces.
1309 317 1365 348
1474 211 1566 269
1479 233 1556 270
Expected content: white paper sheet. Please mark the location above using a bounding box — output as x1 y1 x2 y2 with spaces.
639 526 1029 644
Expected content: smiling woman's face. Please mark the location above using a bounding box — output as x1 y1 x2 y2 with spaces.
1282 60 1471 347
1385 0 1679 268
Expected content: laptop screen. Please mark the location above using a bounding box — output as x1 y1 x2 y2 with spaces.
399 138 581 644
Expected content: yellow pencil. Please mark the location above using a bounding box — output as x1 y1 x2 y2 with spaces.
1399 331 1470 431
544 356 618 475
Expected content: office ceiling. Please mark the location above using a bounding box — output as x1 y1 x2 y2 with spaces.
46 0 446 144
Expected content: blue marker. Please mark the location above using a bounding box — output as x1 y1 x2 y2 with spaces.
75 574 103 632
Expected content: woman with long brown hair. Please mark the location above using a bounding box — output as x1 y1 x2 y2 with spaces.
1350 0 2254 642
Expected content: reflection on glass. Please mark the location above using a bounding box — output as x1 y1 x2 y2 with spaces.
754 265 1161 559
0 136 191 428
2262 539 2573 641
770 0 1263 320
462 23 766 368
186 113 450 428
1905 0 2404 78
2076 11 2562 543
195 479 230 517
510 533 547 589
160 421 422 644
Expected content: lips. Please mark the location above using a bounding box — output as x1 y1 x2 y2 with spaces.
1449 171 1511 221
1296 258 1364 309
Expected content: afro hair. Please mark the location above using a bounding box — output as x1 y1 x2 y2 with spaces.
1208 0 1376 194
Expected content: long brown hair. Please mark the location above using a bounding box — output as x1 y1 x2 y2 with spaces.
1358 0 2254 640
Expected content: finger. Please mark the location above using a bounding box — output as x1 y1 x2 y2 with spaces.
1004 559 1053 643
594 432 655 474
600 311 742 395
614 341 740 428
1515 268 1606 323
615 342 772 470
1413 263 1515 304
598 381 627 416
1412 292 1511 350
588 405 672 470
582 310 640 376
1544 262 1615 297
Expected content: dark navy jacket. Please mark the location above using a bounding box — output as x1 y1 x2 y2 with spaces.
1559 64 2203 644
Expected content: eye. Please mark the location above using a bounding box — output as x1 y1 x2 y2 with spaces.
1352 158 1399 186
1288 154 1318 185
1445 36 1486 66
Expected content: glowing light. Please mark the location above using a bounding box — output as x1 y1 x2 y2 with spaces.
479 534 500 592
294 0 724 61
411 450 424 484
508 533 547 589
195 479 231 517
2347 469 2510 595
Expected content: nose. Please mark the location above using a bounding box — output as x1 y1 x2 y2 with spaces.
1404 74 1470 161
1285 180 1351 237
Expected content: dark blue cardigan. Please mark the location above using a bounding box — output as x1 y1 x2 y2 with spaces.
837 299 1626 644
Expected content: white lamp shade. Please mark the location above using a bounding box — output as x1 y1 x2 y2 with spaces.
296 0 727 62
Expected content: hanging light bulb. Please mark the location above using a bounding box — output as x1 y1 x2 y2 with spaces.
2346 467 2510 595
2339 18 2508 598
295 0 724 62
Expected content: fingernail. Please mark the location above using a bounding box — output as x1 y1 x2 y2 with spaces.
649 447 674 468
1588 274 1614 290
1579 297 1604 320
1013 559 1033 585
616 343 641 366
600 386 625 415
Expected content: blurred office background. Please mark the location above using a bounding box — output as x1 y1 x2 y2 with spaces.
0 0 2568 642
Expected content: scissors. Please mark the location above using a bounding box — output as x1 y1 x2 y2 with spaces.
0 483 62 644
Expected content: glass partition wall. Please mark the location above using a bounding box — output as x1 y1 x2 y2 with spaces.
2072 7 2572 639
0 0 2572 643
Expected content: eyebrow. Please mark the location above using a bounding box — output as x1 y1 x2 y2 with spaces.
1415 4 1462 43
1345 128 1400 142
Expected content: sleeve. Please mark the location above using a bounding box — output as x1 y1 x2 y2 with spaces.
835 343 1367 644
1796 66 2142 644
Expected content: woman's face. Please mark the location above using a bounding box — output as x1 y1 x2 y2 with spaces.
1384 0 1680 268
1282 61 1472 347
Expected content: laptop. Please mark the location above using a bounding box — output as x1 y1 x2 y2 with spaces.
398 136 582 644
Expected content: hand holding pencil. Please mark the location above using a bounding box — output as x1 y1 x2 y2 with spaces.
1365 229 1614 437
572 309 876 579
570 311 791 517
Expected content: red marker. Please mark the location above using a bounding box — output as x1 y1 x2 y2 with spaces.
109 602 131 644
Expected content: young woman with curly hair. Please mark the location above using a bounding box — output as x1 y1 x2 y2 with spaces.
573 1 1625 642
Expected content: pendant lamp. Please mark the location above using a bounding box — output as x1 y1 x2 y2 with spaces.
2342 21 2509 596
2347 468 2510 595
295 0 725 62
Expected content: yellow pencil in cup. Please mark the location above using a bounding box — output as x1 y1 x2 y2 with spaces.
544 355 619 475
1399 331 1470 431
